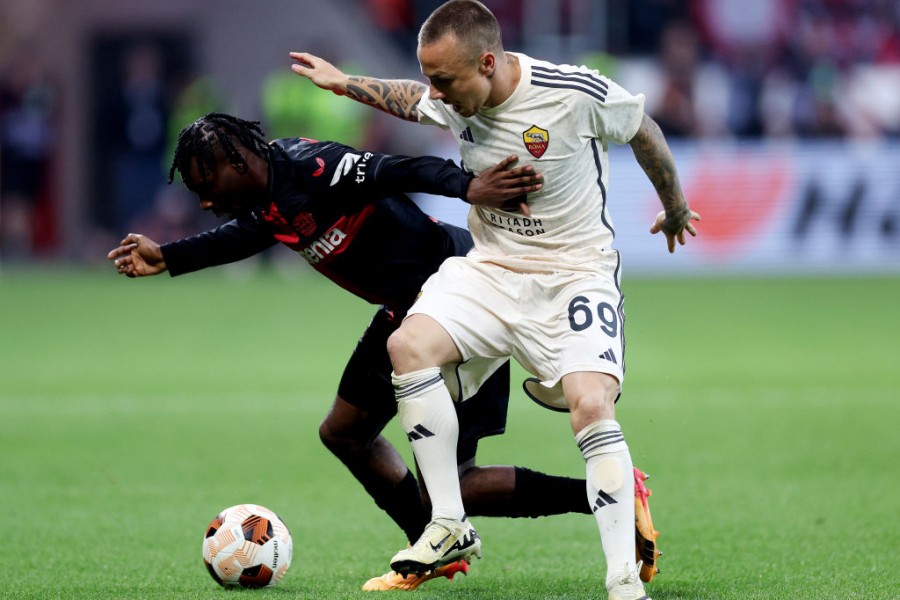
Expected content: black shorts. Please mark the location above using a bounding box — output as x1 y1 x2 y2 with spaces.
337 306 510 463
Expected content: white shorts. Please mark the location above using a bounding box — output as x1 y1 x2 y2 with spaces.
408 256 626 411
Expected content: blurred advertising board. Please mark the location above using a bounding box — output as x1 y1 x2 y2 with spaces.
609 140 900 275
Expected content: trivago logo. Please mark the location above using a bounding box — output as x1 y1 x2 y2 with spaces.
330 152 373 186
679 150 792 257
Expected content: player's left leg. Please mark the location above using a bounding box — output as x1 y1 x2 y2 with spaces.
564 371 649 600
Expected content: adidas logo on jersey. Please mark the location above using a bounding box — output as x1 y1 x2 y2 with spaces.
459 126 474 143
599 348 617 364
300 226 347 264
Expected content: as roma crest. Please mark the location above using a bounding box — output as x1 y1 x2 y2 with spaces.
293 212 317 237
523 125 549 158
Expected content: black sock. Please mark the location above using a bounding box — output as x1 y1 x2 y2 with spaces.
510 466 592 518
364 469 429 543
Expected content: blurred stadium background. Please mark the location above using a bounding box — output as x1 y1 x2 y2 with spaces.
2 2 899 598
1 0 899 273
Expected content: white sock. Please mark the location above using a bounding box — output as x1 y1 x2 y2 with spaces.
575 419 637 585
393 368 464 521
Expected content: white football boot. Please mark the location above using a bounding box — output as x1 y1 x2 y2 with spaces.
390 517 481 576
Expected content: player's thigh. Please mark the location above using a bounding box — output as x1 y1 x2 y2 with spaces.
408 257 517 360
516 270 625 386
329 308 399 442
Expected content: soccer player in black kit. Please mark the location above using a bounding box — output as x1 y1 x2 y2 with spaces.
108 113 595 591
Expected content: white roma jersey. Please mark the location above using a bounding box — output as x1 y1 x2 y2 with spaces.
418 53 645 273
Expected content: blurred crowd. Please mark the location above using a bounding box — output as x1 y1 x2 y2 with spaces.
364 0 900 139
0 45 57 260
649 0 900 139
1 0 899 262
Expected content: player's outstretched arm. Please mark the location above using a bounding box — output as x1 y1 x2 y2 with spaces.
289 52 426 122
107 233 167 278
466 155 543 216
629 114 701 253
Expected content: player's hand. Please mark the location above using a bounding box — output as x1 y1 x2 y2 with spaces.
650 207 701 253
466 155 543 216
289 52 350 95
107 233 167 277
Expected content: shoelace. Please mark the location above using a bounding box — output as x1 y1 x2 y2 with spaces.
416 520 455 547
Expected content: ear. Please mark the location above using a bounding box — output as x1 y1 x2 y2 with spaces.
228 153 249 174
480 52 496 77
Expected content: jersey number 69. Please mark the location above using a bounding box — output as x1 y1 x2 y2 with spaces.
567 296 618 337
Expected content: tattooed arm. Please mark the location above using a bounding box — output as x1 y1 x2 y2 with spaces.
290 52 426 122
343 76 426 122
629 113 701 253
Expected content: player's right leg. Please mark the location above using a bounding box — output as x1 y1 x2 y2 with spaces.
387 314 482 575
323 398 477 590
386 258 522 575
324 308 432 545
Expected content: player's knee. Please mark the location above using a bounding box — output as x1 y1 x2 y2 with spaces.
386 324 434 373
565 373 619 415
318 418 361 456
387 315 459 374
317 419 340 451
386 327 413 370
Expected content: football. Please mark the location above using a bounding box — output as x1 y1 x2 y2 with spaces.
202 503 293 588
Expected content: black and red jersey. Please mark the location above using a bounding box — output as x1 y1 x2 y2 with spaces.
161 138 475 312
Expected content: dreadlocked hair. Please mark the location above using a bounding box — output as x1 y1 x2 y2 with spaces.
168 112 269 184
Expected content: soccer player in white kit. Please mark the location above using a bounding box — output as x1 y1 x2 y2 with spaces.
291 2 699 598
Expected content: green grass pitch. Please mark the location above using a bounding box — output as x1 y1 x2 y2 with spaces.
1 267 898 599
